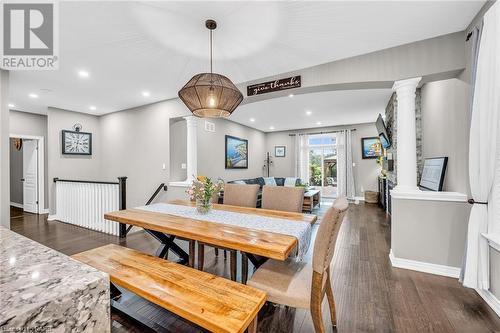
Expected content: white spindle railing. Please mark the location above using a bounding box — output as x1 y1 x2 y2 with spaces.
51 180 121 235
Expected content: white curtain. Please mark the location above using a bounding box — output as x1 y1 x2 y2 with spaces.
337 130 355 199
294 134 309 183
463 2 500 290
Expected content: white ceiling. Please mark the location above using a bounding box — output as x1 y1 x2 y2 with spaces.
230 89 393 132
9 1 483 115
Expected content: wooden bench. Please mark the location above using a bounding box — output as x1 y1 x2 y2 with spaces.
72 244 266 333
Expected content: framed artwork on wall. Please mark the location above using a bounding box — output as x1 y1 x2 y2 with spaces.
225 135 248 169
361 137 382 159
62 130 92 155
275 145 286 157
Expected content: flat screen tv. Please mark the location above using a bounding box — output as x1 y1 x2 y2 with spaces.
419 157 448 191
376 114 391 149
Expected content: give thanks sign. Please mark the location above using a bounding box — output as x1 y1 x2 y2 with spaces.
247 76 301 96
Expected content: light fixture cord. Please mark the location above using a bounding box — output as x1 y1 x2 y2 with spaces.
210 29 213 74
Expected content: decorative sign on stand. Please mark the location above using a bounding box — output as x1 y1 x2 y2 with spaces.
247 76 301 96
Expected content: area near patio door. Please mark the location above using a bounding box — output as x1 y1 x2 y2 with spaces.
308 134 337 198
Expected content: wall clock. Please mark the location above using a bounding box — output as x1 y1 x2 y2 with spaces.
62 130 92 155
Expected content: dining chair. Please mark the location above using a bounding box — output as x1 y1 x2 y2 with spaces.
247 197 349 333
261 185 305 213
223 183 260 207
198 184 260 279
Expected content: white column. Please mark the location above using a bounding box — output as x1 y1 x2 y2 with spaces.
184 116 198 183
392 77 421 193
0 70 10 228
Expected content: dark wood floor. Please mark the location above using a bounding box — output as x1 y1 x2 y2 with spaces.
10 204 500 333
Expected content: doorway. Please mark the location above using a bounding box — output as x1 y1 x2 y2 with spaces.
9 135 45 214
308 134 337 198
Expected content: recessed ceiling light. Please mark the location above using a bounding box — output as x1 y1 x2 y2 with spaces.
28 93 38 98
78 70 90 78
289 94 294 98
269 126 275 130
249 118 255 122
89 106 97 111
8 103 15 108
316 121 322 125
306 110 312 115
142 91 150 97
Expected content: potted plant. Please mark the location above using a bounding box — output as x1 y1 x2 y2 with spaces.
187 176 224 214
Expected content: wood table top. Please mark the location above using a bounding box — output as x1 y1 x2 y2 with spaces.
72 244 266 333
104 200 317 260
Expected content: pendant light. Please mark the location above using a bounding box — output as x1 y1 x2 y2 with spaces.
178 19 243 118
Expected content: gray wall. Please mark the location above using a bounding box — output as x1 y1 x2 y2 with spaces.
100 99 188 208
491 248 500 298
169 118 187 182
47 108 102 214
0 70 9 228
9 139 23 205
421 79 470 195
392 198 470 268
197 118 267 182
9 111 49 209
265 122 381 197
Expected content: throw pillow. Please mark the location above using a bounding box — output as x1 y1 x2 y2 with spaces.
284 177 297 187
263 177 277 186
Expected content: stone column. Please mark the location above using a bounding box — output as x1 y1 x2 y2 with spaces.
0 70 10 228
184 116 198 183
392 77 421 192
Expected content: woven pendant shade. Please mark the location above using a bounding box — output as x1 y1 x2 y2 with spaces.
178 72 243 118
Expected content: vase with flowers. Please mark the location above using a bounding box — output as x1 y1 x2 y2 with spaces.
187 176 224 214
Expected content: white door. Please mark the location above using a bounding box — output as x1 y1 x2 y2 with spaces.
23 140 38 213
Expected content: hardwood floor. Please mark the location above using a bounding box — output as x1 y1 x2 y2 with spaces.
9 204 500 333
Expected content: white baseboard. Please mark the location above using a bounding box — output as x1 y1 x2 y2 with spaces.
476 288 500 318
389 249 461 278
40 208 50 214
354 196 365 202
47 215 58 221
10 202 23 209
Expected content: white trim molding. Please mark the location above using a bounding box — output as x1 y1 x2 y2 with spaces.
168 181 190 188
9 134 45 214
391 189 467 202
476 288 500 318
482 233 500 253
10 202 23 209
389 249 461 278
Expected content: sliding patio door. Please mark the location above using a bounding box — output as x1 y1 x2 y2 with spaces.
308 134 337 198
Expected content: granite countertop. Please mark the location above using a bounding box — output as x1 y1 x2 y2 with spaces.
0 226 109 329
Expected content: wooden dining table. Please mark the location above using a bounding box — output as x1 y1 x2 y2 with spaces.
104 199 317 282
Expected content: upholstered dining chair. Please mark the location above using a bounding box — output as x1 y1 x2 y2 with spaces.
223 183 260 207
247 197 349 333
198 184 260 279
261 185 305 213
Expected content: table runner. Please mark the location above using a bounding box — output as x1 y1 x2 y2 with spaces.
136 203 312 260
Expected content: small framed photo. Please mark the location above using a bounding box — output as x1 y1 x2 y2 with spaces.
275 145 286 157
361 137 382 159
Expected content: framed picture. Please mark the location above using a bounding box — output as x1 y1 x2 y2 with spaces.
225 135 248 169
62 130 92 155
361 137 382 159
275 145 286 157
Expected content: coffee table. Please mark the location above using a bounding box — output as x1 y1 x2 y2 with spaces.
303 189 321 213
